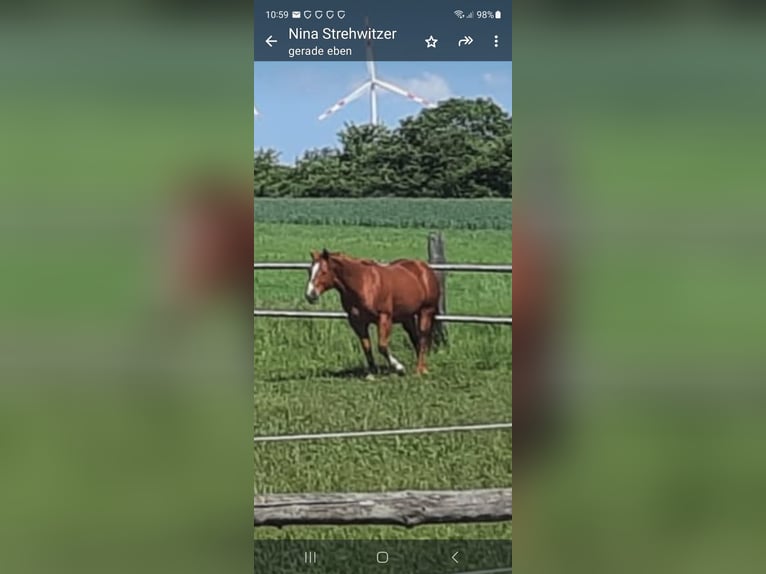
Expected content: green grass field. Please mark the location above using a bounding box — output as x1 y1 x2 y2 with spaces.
254 199 512 541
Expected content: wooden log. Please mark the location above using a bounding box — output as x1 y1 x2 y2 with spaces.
254 488 512 527
427 232 448 347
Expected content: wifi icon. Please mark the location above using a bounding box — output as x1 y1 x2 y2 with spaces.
454 10 465 18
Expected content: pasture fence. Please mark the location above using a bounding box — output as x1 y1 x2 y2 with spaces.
254 423 512 524
253 232 512 527
253 232 512 326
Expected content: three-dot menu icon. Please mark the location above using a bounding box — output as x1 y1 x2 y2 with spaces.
304 550 317 564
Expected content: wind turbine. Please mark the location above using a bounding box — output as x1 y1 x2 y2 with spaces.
318 19 435 125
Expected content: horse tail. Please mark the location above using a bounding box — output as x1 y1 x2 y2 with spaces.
402 260 447 350
431 316 448 350
426 264 447 350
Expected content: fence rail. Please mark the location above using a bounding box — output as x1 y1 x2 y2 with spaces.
254 262 511 273
253 309 511 325
254 422 512 443
254 488 512 527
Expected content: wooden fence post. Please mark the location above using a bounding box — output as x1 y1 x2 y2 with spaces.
428 232 448 348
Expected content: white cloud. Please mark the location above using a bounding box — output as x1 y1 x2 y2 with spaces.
482 72 511 87
396 72 454 102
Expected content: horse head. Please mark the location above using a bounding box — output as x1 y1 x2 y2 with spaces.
305 248 337 304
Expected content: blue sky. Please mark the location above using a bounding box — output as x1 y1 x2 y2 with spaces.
254 61 512 163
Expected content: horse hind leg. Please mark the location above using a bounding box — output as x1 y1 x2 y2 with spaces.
415 308 436 375
402 316 420 354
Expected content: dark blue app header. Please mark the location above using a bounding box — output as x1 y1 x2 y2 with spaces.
254 1 511 61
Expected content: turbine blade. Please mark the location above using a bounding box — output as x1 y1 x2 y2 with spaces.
375 79 435 108
318 82 371 121
364 16 377 80
253 105 259 116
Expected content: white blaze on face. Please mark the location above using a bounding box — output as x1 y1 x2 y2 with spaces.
306 262 320 299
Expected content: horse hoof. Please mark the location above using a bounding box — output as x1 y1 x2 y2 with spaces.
365 373 376 381
395 368 406 376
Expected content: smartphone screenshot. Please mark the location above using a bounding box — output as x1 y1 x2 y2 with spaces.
254 3 511 572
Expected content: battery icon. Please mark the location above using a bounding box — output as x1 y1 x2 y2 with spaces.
291 10 301 18
495 10 502 19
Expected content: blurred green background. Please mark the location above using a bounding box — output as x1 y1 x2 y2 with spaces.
0 7 252 574
515 6 766 574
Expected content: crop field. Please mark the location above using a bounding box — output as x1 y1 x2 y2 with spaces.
253 197 512 230
254 199 512 541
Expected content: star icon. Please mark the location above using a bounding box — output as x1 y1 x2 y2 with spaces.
425 35 438 48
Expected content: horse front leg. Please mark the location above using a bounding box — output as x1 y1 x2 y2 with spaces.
350 319 376 378
377 313 406 375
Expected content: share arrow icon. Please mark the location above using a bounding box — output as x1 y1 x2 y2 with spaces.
458 36 473 47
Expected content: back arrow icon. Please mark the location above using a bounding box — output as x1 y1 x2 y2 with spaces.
265 35 277 47
451 551 460 563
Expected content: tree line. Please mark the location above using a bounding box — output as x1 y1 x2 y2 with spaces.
254 98 511 199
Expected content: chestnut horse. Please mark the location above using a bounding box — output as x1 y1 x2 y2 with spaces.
305 249 440 376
